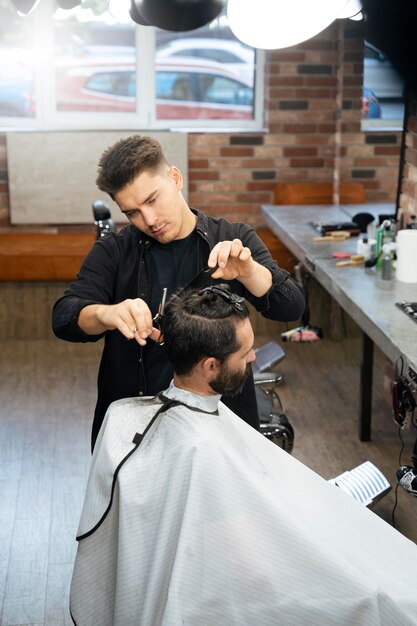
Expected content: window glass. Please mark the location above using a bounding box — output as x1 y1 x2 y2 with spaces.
156 72 195 101
155 8 255 121
0 1 261 129
201 75 253 106
0 1 36 118
53 0 136 113
362 40 404 129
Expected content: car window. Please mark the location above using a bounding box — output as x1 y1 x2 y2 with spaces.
171 48 242 64
199 75 253 106
156 72 195 101
85 72 135 98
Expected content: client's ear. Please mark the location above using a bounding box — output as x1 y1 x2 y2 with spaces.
201 356 220 381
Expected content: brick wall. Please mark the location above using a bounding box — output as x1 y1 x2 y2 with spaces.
188 20 402 227
0 21 403 231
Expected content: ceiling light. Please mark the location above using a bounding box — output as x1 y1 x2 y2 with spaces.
12 0 41 15
228 0 363 50
135 0 226 32
130 0 153 25
56 0 82 7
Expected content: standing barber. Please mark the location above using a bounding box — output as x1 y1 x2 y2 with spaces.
52 135 304 449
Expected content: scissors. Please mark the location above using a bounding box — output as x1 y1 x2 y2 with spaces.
181 266 218 291
152 287 168 344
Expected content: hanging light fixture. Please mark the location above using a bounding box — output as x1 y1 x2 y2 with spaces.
11 0 41 15
337 0 363 20
131 0 226 32
227 0 363 50
56 0 82 8
129 0 153 25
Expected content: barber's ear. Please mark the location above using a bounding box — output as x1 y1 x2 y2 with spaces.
169 166 183 190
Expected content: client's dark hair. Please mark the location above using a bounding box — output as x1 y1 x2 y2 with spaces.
162 284 249 376
96 135 169 199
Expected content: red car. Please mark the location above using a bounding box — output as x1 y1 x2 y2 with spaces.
55 56 254 120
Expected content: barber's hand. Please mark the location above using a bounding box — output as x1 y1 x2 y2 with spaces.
207 238 273 298
208 239 256 281
96 299 160 346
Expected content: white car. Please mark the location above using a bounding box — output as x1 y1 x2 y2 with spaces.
364 41 404 100
157 37 255 85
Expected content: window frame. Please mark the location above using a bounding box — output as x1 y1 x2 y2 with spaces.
0 1 264 132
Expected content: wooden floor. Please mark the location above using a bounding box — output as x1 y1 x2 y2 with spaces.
1 329 417 625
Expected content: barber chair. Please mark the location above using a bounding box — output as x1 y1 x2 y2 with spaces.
92 201 295 453
92 200 117 238
253 342 294 453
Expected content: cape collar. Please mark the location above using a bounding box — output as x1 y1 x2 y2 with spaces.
164 381 221 415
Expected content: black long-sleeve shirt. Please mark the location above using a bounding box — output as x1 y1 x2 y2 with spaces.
52 209 305 448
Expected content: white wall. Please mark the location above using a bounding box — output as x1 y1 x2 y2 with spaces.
7 131 188 225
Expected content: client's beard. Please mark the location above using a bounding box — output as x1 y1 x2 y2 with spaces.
209 363 251 397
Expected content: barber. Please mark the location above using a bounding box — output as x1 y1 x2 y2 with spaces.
52 135 305 449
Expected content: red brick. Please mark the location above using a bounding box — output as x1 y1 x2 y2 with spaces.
188 170 219 181
189 159 209 169
268 76 304 87
290 158 325 168
353 158 387 167
220 147 254 157
374 146 401 156
296 135 331 146
268 52 306 63
294 88 335 99
283 147 318 157
301 77 337 87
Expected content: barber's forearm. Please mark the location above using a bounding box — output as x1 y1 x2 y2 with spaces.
238 262 273 297
78 303 111 335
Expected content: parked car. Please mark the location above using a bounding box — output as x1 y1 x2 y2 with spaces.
364 41 404 100
55 56 254 120
0 49 35 117
156 37 255 85
362 86 381 119
0 78 35 117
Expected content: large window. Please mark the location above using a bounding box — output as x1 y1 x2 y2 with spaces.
361 40 405 130
0 0 262 130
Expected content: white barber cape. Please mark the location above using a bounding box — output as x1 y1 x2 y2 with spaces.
70 382 417 626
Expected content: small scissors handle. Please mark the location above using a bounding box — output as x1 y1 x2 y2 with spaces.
152 287 168 331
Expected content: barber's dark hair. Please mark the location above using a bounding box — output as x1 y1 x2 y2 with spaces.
162 284 249 376
96 135 169 199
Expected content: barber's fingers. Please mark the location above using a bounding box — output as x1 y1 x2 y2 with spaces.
208 239 252 278
103 299 153 344
235 243 252 262
149 327 162 343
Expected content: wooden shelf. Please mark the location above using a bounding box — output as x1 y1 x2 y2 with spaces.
0 232 95 281
0 228 293 281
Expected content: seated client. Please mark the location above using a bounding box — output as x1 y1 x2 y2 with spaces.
70 285 417 626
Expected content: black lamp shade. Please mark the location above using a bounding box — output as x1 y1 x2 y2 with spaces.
138 0 226 32
56 0 82 8
12 0 38 14
130 1 153 26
